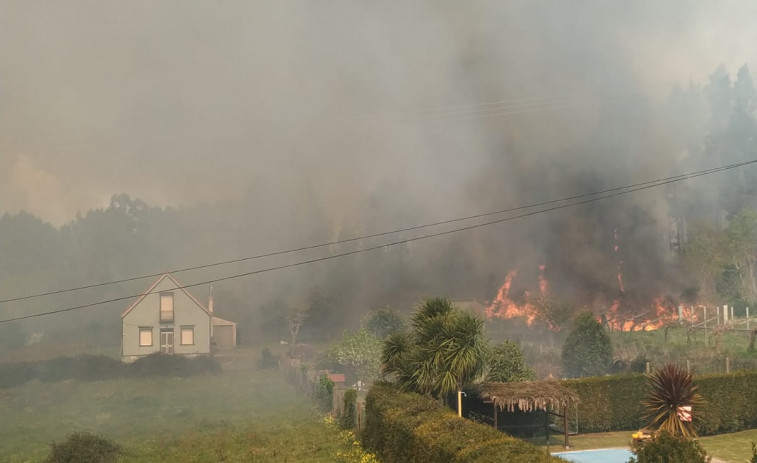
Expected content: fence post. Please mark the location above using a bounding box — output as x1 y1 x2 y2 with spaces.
748 307 750 330
646 362 650 374
686 360 690 373
704 307 708 341
726 357 730 374
357 400 362 433
731 306 734 324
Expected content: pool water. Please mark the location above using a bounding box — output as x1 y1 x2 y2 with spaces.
552 448 633 463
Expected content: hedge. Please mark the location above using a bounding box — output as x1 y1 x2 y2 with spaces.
563 370 757 435
0 353 221 389
363 383 562 463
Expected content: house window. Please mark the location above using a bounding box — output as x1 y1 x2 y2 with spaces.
139 327 153 346
180 326 194 345
160 292 174 322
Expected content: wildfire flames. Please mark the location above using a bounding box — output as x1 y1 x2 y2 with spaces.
604 298 700 332
486 266 552 328
486 265 699 332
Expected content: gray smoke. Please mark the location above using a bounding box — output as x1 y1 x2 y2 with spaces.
2 1 757 324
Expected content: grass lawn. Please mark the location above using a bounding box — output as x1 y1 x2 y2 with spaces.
0 361 369 462
536 429 757 463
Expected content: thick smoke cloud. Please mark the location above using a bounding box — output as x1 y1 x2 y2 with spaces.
2 1 757 326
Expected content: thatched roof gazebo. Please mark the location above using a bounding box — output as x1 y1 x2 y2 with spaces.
475 380 579 449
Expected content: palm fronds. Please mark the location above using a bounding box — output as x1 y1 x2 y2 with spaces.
642 363 704 438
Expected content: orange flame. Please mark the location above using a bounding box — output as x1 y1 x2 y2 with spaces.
486 267 549 328
604 298 700 331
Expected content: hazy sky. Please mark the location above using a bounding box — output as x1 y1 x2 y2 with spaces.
2 1 756 225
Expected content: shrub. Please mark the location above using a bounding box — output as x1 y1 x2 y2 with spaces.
363 383 562 463
0 353 220 389
258 347 279 369
340 388 358 430
316 374 335 413
642 364 703 437
628 431 710 463
365 308 405 339
0 361 35 388
752 441 757 463
128 353 220 377
561 311 613 378
484 340 534 382
45 432 120 463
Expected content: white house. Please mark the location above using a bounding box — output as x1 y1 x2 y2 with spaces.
121 273 236 362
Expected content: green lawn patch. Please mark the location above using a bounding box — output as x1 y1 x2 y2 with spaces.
0 365 368 462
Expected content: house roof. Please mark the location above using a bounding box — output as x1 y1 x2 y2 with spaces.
328 373 346 383
121 273 211 318
476 380 579 412
211 316 237 327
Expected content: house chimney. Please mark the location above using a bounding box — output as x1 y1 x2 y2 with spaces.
209 286 214 314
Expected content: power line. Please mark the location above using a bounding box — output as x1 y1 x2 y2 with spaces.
1 158 754 324
0 160 746 305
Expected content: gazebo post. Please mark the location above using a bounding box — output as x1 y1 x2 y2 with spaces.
564 403 569 449
493 402 498 430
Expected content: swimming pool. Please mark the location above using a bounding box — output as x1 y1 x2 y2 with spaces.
552 448 633 462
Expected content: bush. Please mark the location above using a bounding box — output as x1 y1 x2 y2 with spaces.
0 353 220 389
751 441 757 463
628 431 710 463
128 353 221 378
45 432 120 463
365 308 405 339
561 311 613 378
363 383 562 463
258 347 279 369
484 340 534 382
316 374 335 413
340 388 358 430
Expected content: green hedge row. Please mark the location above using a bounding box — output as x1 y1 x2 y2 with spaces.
363 383 562 463
0 353 221 389
563 370 757 435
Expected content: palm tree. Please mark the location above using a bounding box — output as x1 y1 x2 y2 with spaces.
642 363 704 438
432 310 486 417
380 331 412 384
380 297 487 417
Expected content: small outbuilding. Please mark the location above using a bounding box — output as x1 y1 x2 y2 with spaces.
211 316 237 350
474 380 579 449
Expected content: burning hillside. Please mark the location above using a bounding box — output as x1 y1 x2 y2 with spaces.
485 265 698 332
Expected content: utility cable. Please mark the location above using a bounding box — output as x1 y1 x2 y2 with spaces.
0 160 748 305
1 158 754 324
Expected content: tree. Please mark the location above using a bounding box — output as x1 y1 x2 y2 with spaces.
286 308 308 357
380 297 487 417
484 340 535 383
561 311 613 378
723 208 757 304
325 328 383 383
364 308 405 339
642 363 704 438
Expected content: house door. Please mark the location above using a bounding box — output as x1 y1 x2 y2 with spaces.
160 329 174 354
